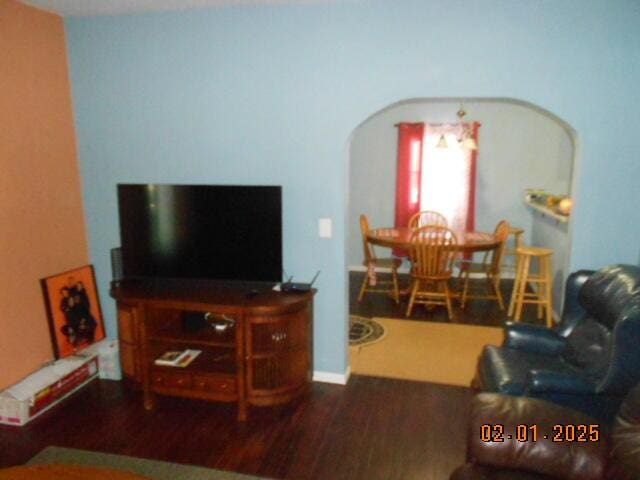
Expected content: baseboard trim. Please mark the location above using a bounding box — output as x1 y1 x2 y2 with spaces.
313 367 351 385
349 265 410 274
349 265 367 272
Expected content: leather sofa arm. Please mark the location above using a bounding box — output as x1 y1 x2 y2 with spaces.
525 370 596 395
466 393 607 480
556 269 594 335
596 318 640 396
503 323 566 355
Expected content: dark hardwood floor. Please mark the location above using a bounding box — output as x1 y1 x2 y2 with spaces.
350 271 542 326
0 275 541 479
0 376 471 480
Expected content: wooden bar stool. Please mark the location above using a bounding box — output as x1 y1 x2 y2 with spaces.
503 226 524 271
508 246 554 327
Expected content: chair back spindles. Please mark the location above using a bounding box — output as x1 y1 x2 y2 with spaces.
459 219 510 310
408 210 448 229
358 214 401 304
410 226 458 278
489 220 511 275
359 214 376 263
503 226 525 271
406 225 458 319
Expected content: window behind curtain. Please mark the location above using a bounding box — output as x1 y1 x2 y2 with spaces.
420 128 473 233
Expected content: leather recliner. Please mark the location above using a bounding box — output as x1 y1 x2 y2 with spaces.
473 264 640 421
450 382 640 480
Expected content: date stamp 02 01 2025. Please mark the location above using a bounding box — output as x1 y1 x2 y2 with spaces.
481 424 601 443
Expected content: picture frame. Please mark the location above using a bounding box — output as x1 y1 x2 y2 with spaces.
40 265 106 359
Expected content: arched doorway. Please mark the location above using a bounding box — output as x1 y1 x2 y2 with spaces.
346 97 578 382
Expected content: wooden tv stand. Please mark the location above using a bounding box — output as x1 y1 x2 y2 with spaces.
111 279 314 421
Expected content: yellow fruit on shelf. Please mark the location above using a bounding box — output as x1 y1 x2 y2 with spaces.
558 197 573 215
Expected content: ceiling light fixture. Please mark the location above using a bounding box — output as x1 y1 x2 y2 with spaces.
436 134 449 149
457 104 477 150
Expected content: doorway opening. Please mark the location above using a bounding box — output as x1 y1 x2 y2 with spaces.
346 97 578 384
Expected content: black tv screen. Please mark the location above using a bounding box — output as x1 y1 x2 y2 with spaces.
117 184 282 283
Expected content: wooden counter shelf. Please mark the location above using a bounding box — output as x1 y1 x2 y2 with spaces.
111 279 315 421
524 198 569 224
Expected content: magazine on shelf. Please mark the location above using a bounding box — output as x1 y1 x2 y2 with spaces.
154 349 201 367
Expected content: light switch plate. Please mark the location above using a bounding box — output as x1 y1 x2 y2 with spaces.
318 218 332 238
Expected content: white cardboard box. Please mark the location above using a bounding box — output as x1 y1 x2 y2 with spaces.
84 339 122 380
0 352 98 426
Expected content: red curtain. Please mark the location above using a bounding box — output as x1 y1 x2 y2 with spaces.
394 122 424 256
465 121 480 233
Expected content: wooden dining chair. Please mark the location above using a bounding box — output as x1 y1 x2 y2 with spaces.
459 220 510 310
406 225 458 319
502 226 525 272
358 214 401 303
408 210 448 229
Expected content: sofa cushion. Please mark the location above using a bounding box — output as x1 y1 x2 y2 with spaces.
608 383 640 480
477 345 575 395
562 316 611 379
465 394 607 480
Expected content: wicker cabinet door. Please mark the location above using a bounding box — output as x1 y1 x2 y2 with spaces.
117 303 141 383
246 305 311 396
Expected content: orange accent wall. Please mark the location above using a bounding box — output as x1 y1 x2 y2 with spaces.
0 0 88 389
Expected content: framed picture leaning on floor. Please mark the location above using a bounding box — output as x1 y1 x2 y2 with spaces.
41 265 106 359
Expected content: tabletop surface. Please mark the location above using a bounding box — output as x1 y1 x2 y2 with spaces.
368 227 498 251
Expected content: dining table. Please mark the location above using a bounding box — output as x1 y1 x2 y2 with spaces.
365 227 499 300
367 227 499 254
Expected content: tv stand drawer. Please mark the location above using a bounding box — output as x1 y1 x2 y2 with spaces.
193 375 236 394
151 371 192 390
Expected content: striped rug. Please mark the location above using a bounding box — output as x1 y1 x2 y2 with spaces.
25 446 266 480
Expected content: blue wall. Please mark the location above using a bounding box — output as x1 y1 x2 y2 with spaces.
66 0 640 376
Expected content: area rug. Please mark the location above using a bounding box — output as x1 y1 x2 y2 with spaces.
349 318 503 387
25 446 266 480
349 315 386 347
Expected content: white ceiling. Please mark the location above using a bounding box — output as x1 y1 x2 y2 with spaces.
21 0 339 17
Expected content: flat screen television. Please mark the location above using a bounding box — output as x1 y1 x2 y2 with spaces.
117 184 282 283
